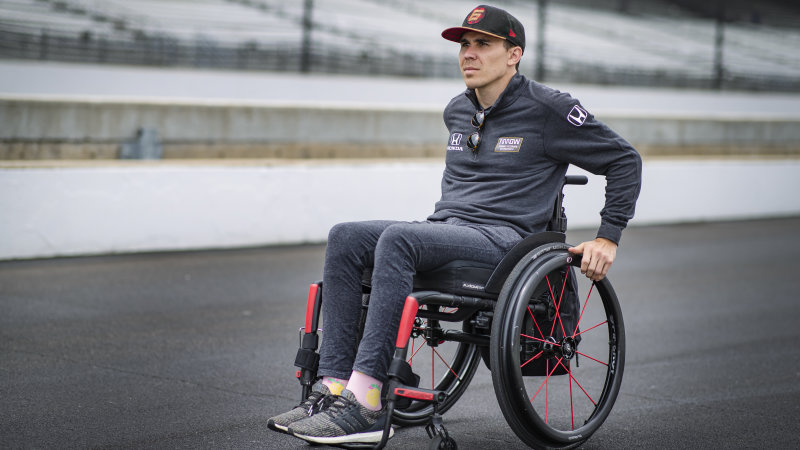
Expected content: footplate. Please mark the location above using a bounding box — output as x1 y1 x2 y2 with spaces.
393 386 445 403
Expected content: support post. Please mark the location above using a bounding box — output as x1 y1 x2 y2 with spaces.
301 0 313 73
712 1 725 90
535 0 547 81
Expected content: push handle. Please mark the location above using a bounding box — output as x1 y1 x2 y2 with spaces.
564 175 588 186
548 175 589 233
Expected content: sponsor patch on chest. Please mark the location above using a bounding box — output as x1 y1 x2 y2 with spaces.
494 137 523 152
447 132 465 151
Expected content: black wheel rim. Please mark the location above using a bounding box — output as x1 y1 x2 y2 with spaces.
496 249 625 445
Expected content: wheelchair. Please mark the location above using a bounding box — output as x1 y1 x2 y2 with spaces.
292 175 625 449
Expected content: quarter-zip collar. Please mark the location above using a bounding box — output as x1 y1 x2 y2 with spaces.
464 72 526 117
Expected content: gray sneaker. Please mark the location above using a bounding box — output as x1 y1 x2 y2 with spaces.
288 389 393 445
268 383 335 433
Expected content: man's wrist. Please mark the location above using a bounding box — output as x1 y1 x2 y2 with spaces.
596 223 621 246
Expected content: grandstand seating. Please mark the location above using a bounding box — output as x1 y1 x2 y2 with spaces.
0 0 117 34
0 0 798 89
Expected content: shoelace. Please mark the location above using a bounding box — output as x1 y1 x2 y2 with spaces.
299 390 323 413
307 393 338 416
318 394 354 418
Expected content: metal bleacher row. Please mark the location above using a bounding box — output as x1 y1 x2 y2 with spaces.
1 0 799 89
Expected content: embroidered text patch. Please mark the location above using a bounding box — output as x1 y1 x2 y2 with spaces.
494 137 523 152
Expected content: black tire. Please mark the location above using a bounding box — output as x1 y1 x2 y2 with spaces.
490 244 625 449
392 314 482 426
429 434 458 449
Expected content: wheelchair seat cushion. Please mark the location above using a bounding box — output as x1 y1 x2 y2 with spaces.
361 231 567 298
361 260 497 298
412 259 497 297
409 231 566 297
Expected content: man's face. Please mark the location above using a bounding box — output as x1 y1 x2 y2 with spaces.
458 31 517 90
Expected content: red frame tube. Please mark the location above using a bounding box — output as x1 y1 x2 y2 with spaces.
304 283 320 333
395 296 419 348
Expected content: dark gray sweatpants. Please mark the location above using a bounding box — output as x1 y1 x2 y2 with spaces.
317 218 522 382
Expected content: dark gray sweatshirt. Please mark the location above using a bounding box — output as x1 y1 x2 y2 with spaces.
428 73 642 244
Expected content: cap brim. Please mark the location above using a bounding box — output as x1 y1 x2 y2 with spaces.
441 26 507 43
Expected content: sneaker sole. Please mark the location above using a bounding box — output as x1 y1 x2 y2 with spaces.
267 420 289 433
291 427 394 445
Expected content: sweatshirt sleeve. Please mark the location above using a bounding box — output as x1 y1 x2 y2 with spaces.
542 100 642 244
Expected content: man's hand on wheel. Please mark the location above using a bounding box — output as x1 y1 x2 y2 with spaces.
568 238 617 281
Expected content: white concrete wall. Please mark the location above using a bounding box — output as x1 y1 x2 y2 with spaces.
4 96 800 154
2 158 799 260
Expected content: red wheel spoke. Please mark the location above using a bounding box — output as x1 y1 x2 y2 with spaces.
520 350 544 369
433 347 463 380
511 269 618 433
527 305 545 340
407 319 466 390
556 269 570 337
568 360 575 430
557 359 596 406
570 370 596 406
576 351 608 367
545 275 556 336
545 276 566 337
431 347 435 389
408 337 425 363
521 333 561 346
573 320 608 338
530 357 564 403
572 282 595 337
545 360 549 423
408 324 425 364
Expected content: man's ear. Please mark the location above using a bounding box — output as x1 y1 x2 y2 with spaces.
508 46 523 67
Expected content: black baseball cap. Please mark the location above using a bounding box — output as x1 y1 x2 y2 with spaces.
442 5 526 51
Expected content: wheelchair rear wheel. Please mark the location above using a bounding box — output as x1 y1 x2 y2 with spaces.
392 308 483 426
490 244 625 449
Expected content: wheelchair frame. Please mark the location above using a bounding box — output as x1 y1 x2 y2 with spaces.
292 175 626 449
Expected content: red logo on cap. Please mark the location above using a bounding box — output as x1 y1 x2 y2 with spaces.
467 7 485 24
509 29 517 38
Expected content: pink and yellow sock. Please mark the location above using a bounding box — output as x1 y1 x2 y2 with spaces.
321 376 348 396
347 371 383 411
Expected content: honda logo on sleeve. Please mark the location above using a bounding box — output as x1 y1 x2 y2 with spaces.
567 105 588 127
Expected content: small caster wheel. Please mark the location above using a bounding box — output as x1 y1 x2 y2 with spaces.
430 434 457 450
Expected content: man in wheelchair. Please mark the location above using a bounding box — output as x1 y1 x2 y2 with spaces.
269 4 641 447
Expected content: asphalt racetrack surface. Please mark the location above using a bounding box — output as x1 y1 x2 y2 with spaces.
2 218 799 449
